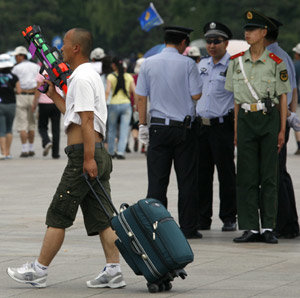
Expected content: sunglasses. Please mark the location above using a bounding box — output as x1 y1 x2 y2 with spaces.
205 39 225 45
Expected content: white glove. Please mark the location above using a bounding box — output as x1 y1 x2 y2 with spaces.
139 125 149 145
287 112 300 131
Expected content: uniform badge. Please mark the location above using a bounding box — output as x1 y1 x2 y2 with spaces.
247 11 253 19
280 70 288 81
220 69 227 77
236 69 241 74
200 67 207 74
210 22 216 29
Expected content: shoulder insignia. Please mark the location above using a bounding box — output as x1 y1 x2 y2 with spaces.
269 52 282 64
230 52 245 60
280 69 288 82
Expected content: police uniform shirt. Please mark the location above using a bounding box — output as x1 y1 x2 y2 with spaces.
267 42 297 105
12 60 40 89
196 52 234 118
225 49 291 104
136 47 202 121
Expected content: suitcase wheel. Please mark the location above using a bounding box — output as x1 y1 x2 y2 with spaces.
147 281 172 293
147 283 159 293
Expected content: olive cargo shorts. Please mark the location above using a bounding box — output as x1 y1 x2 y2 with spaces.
46 144 114 236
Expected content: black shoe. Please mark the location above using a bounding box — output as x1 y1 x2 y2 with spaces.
222 222 237 232
116 154 125 160
233 231 261 243
185 230 203 239
125 145 131 153
261 231 278 244
52 155 60 159
28 151 35 157
20 152 29 158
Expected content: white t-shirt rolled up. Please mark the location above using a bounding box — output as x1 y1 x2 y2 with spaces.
64 62 107 137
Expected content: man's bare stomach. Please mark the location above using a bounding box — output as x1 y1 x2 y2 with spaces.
66 123 103 145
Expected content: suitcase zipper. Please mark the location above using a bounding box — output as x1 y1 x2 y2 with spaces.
135 201 179 266
131 206 175 270
118 212 161 279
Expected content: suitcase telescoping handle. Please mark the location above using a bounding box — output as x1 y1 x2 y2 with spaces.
82 173 119 219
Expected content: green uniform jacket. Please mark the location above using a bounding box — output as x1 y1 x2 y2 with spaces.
225 49 291 104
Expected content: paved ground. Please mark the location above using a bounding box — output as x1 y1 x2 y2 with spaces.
1 129 300 298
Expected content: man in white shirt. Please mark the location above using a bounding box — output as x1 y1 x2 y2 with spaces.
7 28 125 289
12 46 40 157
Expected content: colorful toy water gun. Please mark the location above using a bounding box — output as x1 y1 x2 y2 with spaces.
22 25 71 94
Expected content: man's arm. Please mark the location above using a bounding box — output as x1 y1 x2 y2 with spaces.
278 93 287 153
137 95 147 124
78 111 98 178
289 87 298 113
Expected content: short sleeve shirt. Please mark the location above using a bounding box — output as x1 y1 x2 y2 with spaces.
225 49 291 104
196 52 234 118
12 60 40 89
64 63 107 137
107 72 133 105
136 47 202 121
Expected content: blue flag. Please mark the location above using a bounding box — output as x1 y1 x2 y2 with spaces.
139 3 164 32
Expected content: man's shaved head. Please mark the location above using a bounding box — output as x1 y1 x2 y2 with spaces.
69 28 93 59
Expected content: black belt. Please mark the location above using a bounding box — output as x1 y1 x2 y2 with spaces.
197 114 230 126
64 142 103 154
150 117 190 127
21 92 35 95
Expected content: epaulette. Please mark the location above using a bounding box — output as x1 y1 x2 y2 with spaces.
230 52 245 60
269 52 282 64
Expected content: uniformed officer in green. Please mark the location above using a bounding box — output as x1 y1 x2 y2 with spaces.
225 10 291 244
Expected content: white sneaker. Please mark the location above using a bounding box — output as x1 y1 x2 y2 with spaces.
86 267 126 288
7 262 47 288
43 142 52 156
0 153 6 160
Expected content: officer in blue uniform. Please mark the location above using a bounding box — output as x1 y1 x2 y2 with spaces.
264 17 300 238
136 26 202 239
195 22 237 232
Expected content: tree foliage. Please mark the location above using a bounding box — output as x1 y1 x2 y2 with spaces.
0 0 299 57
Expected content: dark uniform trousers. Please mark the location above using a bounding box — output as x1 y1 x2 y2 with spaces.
276 124 300 236
196 120 236 228
146 125 198 235
237 107 280 231
38 103 61 157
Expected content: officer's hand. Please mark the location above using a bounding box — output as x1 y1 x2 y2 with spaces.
139 124 149 145
83 158 98 179
277 131 285 153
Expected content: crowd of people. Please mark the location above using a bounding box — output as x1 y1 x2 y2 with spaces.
3 8 300 291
